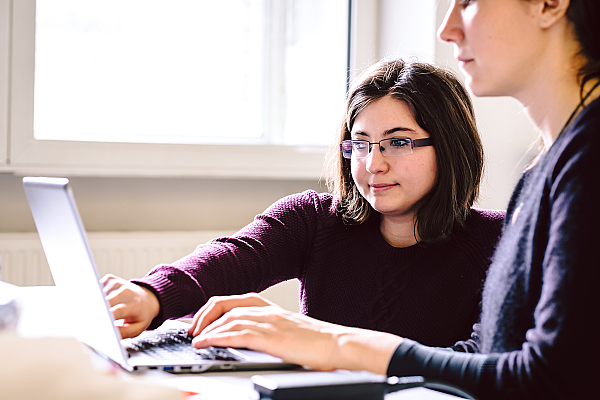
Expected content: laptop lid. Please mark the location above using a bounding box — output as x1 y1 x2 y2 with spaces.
23 177 297 373
22 177 131 370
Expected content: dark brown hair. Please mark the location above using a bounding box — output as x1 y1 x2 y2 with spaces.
326 59 483 243
565 0 600 94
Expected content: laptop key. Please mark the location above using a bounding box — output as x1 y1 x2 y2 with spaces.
123 329 242 362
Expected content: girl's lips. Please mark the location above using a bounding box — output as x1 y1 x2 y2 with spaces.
370 183 398 193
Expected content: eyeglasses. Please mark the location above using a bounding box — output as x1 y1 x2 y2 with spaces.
340 137 434 159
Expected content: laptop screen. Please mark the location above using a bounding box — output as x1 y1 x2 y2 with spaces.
23 177 130 369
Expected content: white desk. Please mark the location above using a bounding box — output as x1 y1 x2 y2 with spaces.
14 286 460 400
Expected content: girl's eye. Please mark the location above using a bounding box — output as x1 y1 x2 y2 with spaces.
353 141 368 150
389 139 410 148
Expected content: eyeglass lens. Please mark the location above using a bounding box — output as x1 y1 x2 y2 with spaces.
340 137 433 159
340 138 413 159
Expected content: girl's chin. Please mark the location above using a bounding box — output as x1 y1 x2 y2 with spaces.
370 205 412 218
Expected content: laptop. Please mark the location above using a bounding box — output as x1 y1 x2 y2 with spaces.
22 177 299 373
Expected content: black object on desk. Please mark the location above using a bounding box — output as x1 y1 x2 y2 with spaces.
251 371 426 400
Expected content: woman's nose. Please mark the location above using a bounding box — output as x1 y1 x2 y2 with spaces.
437 2 463 44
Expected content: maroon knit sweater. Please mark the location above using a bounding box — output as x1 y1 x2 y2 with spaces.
134 190 504 347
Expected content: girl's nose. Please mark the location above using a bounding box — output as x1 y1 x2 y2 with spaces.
365 144 389 174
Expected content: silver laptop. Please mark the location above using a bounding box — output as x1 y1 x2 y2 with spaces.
23 177 298 373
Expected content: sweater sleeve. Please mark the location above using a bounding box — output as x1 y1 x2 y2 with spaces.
387 339 498 399
132 190 336 328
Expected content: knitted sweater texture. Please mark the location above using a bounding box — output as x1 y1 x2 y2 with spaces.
134 191 504 347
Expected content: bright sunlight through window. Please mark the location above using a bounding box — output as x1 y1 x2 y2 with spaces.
33 0 349 147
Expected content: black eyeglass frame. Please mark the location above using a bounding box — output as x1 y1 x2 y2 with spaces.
340 137 434 159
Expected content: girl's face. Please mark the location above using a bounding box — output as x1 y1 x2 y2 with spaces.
351 96 437 221
437 0 545 98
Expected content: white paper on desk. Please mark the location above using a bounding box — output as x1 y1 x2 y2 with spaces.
0 333 180 400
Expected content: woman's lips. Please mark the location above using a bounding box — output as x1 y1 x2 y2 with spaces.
457 57 474 68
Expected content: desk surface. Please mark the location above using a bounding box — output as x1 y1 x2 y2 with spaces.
14 286 460 400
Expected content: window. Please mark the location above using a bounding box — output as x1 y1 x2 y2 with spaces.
34 0 268 145
3 0 351 178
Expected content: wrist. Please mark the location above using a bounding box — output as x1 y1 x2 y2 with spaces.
140 285 161 320
332 328 403 375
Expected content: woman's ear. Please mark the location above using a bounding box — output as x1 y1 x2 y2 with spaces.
538 0 570 29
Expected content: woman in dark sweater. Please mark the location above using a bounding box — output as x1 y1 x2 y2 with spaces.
184 1 600 399
102 60 504 348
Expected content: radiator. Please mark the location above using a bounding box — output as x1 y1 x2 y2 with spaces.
0 231 232 286
0 230 300 312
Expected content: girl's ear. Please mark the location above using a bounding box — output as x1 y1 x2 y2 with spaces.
538 0 570 29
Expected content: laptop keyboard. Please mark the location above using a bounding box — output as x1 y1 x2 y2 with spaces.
122 328 242 361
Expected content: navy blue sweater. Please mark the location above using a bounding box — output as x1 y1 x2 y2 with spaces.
388 98 600 399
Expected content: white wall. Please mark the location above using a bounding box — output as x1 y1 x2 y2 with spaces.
379 0 437 64
0 174 325 233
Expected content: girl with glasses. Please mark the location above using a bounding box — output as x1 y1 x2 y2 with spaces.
102 58 504 351
186 1 600 399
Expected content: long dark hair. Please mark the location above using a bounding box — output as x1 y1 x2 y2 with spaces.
566 0 600 95
326 59 483 243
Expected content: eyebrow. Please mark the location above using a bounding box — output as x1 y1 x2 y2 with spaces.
352 127 417 138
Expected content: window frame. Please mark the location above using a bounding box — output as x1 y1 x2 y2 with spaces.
0 0 9 168
1 0 367 179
